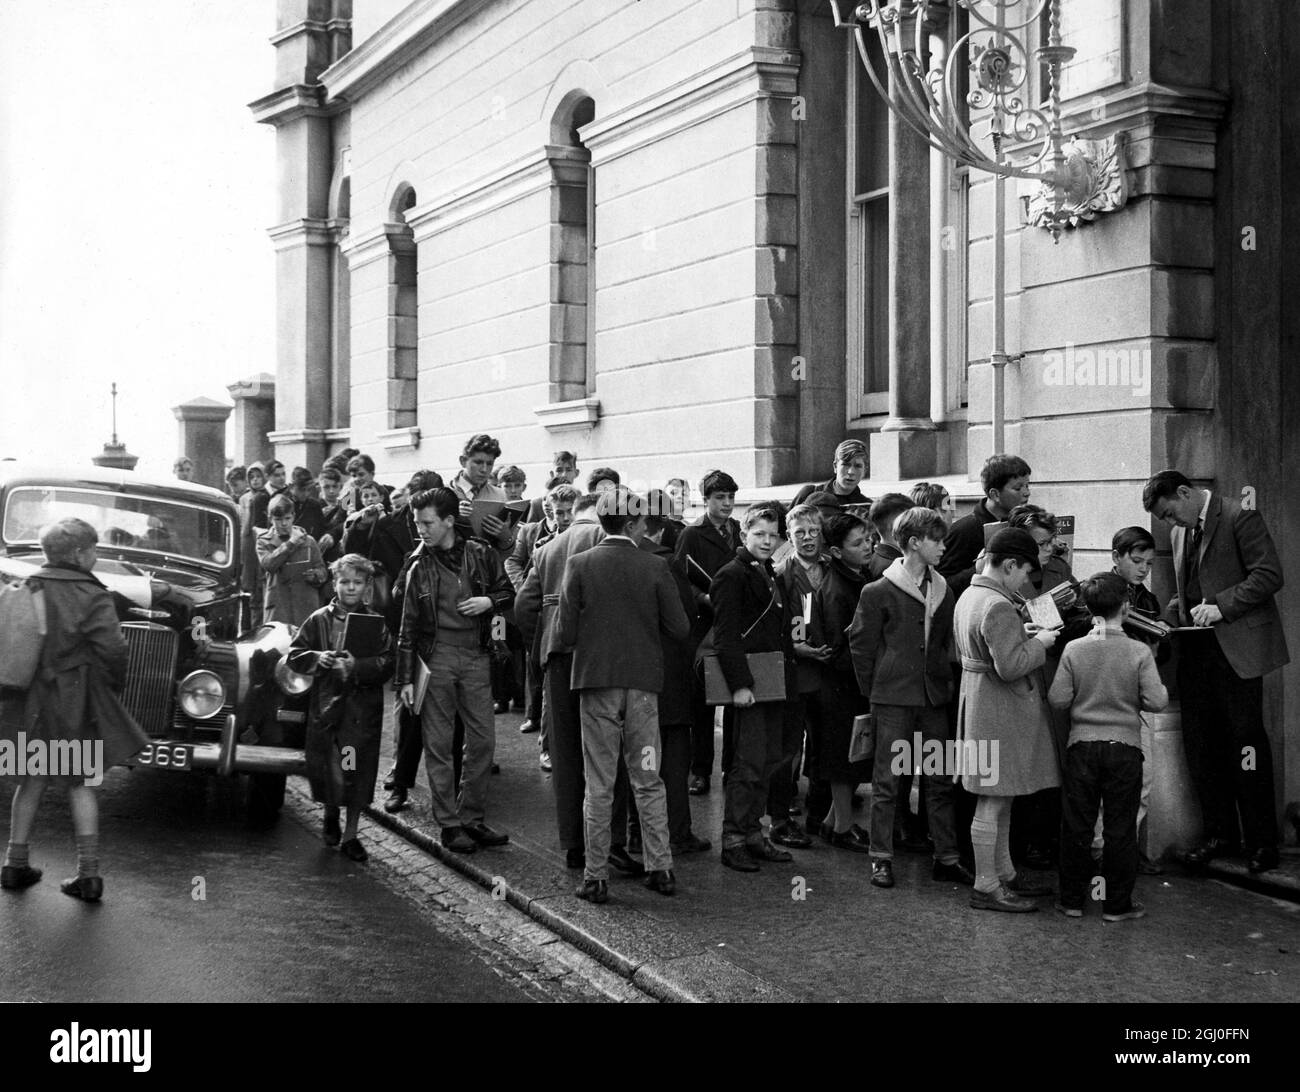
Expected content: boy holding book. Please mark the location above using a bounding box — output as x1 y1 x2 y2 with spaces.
1049 573 1168 921
710 504 797 872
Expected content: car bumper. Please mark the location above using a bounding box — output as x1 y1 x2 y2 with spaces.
133 713 307 777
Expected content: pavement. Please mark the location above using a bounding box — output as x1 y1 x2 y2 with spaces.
365 703 1300 1004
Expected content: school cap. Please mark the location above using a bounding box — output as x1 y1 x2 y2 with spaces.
985 526 1041 568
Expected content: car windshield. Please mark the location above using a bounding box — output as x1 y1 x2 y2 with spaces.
2 486 234 568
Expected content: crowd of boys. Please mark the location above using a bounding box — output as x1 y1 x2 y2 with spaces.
197 439 1289 916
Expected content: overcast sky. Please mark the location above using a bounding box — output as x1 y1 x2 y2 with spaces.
0 0 276 475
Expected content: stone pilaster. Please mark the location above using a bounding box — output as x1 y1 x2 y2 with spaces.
228 373 277 468
173 397 233 490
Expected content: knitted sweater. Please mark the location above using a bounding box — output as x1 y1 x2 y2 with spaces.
1048 623 1168 748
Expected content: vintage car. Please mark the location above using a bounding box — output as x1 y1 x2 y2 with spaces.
0 462 310 818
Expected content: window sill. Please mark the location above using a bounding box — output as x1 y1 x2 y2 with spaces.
533 398 601 434
377 426 421 453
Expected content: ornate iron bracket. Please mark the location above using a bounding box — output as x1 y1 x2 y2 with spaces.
1025 133 1128 236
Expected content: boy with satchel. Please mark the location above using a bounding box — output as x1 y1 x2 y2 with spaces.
709 504 798 873
850 507 970 889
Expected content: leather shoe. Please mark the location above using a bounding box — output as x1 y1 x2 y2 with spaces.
970 884 1037 913
932 860 976 886
322 811 342 846
519 719 538 734
565 848 586 870
720 846 760 872
1006 874 1053 898
340 837 368 862
538 751 552 773
644 869 676 896
829 827 872 854
1182 838 1239 868
463 821 509 847
670 833 712 855
382 771 397 791
687 775 709 795
1248 847 1280 874
608 846 645 875
770 822 813 849
871 860 895 888
441 826 477 854
575 879 608 903
745 839 793 863
60 875 104 902
383 787 408 814
0 864 42 890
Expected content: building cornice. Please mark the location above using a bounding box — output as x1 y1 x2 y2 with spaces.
340 221 417 269
266 218 338 251
580 47 800 164
321 0 496 103
404 148 554 242
248 83 334 126
269 17 352 47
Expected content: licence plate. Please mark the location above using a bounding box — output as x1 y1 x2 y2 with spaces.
136 742 192 771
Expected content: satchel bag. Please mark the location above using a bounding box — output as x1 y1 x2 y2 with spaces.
0 581 46 689
848 712 875 764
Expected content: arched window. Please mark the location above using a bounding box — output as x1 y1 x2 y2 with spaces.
547 94 596 402
388 185 418 429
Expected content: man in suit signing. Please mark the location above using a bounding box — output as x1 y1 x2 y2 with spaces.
1142 470 1289 873
559 488 691 903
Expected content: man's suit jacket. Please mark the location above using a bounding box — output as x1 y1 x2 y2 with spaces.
673 513 742 645
514 519 605 663
558 538 690 692
1165 492 1289 679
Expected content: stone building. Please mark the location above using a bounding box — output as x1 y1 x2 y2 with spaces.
250 0 1299 846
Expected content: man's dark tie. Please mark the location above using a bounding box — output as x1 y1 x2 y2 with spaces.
1184 522 1203 609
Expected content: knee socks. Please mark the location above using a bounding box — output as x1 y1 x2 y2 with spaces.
972 796 1011 893
75 834 99 879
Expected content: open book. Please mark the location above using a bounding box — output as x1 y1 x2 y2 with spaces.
469 500 529 539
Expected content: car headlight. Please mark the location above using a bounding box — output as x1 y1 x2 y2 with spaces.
274 658 314 696
177 670 225 719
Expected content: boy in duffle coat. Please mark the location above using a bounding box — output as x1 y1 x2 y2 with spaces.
849 507 971 890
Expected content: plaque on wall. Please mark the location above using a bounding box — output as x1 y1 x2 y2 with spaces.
1057 0 1125 100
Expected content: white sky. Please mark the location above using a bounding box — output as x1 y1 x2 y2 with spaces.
0 0 276 475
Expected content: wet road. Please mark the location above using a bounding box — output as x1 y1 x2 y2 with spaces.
0 767 603 1003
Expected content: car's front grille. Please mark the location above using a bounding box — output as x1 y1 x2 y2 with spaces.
120 623 178 737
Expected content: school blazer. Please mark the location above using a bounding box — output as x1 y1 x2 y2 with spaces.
514 520 605 665
709 548 794 694
848 571 955 707
674 515 742 642
1165 494 1289 679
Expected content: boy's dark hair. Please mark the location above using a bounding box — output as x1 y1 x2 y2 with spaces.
699 469 738 497
268 495 295 517
461 434 501 460
409 487 459 521
1008 503 1058 536
226 465 247 483
573 492 603 514
290 466 313 486
346 454 375 475
909 481 949 511
406 470 443 494
338 447 360 462
265 460 285 476
596 488 640 535
643 488 674 533
824 512 868 550
319 466 343 485
586 466 620 491
742 504 782 532
497 464 527 484
1079 571 1128 619
554 450 577 467
1141 469 1193 512
322 454 349 474
894 506 948 551
833 438 868 466
1112 526 1157 556
868 492 913 538
548 483 582 507
981 454 1032 494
